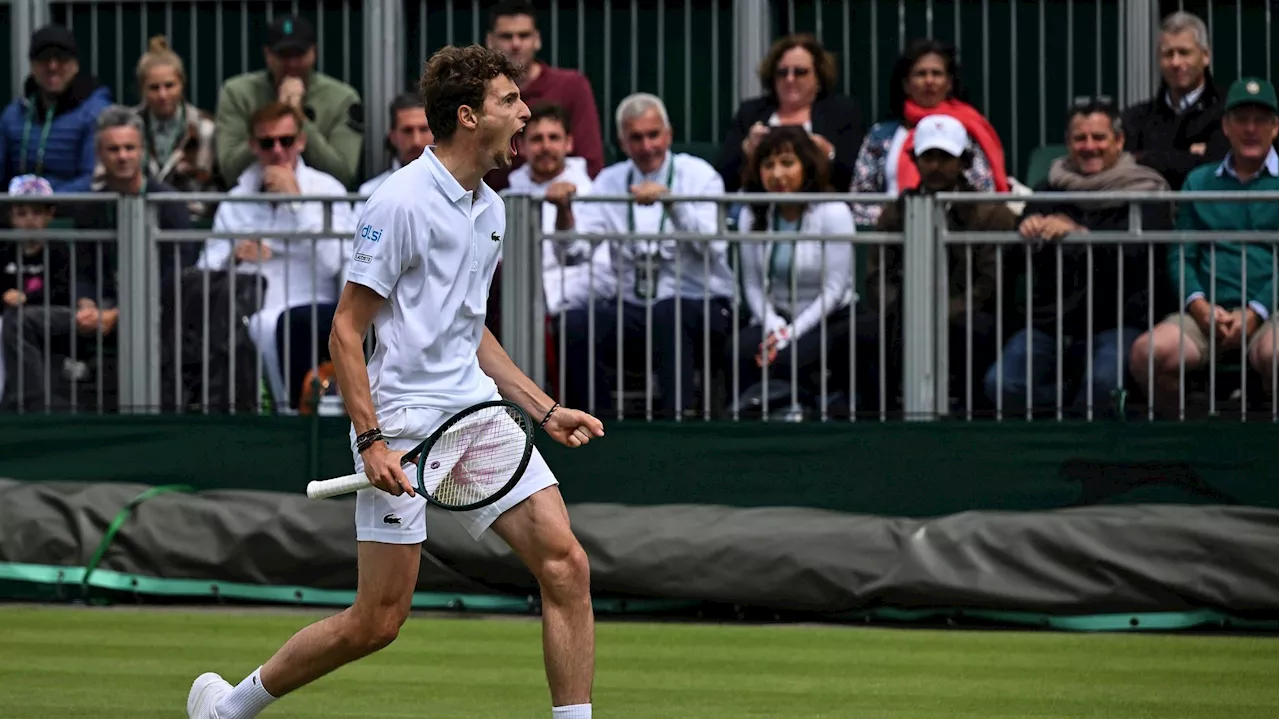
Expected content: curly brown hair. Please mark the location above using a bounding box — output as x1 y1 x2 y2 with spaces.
419 44 522 142
757 34 837 104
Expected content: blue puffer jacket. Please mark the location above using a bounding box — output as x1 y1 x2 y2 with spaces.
0 73 113 192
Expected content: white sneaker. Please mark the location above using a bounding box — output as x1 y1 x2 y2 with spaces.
187 672 232 718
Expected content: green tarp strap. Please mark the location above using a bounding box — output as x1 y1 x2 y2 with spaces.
81 484 194 597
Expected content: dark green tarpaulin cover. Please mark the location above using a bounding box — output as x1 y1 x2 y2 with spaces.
1 480 1274 620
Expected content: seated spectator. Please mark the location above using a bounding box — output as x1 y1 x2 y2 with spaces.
1 25 112 191
716 33 863 194
196 101 352 410
215 16 363 188
483 0 605 340
1122 12 1229 191
268 93 432 411
508 102 612 315
67 106 193 411
1131 78 1278 414
560 93 734 418
0 175 75 411
851 38 1007 227
130 35 220 220
484 0 603 189
355 92 433 211
729 126 855 419
859 115 1013 414
984 99 1172 416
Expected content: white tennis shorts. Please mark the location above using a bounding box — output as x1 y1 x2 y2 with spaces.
349 397 558 544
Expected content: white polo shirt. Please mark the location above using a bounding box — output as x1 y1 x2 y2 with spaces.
346 146 505 421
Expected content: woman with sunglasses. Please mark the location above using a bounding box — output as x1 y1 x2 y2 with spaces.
728 126 856 420
715 34 864 195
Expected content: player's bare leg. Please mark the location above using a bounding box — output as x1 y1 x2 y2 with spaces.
491 485 595 709
189 541 420 719
261 541 419 692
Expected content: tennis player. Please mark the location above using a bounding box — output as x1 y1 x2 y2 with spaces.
186 45 604 719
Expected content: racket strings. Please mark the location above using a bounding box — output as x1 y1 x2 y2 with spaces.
420 406 531 509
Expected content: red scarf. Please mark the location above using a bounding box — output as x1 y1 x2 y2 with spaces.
897 98 1010 193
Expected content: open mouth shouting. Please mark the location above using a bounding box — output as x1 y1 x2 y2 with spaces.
509 125 525 157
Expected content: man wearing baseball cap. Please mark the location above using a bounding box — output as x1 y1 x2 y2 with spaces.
860 114 1015 413
214 15 363 187
0 24 113 191
1133 76 1279 415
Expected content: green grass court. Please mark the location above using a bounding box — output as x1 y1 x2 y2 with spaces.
0 606 1274 718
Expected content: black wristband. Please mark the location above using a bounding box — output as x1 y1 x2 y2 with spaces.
355 428 384 453
540 403 560 428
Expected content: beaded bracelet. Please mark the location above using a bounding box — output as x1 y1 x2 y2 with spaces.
540 403 560 428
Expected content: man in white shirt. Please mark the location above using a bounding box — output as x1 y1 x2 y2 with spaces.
187 46 604 719
507 101 613 315
559 92 734 418
194 101 353 409
354 92 433 212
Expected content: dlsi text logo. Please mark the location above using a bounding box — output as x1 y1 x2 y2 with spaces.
360 225 383 242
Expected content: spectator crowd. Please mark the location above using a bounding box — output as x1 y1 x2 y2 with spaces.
0 2 1274 420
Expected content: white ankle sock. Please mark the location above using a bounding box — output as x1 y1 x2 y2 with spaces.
552 704 592 719
215 667 277 719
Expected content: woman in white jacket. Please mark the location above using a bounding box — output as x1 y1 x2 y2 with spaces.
731 126 856 418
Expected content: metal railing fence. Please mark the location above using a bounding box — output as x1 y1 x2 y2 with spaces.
0 193 118 413
148 191 358 415
935 190 1280 423
501 189 1279 422
505 191 902 422
0 192 360 415
0 189 1274 422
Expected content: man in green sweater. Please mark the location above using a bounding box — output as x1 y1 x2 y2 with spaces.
1132 77 1278 414
214 16 363 188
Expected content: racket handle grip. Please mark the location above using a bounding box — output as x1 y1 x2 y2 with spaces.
307 472 373 500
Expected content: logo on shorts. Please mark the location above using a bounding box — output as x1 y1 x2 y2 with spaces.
354 252 373 264
360 224 383 242
382 513 402 525
491 232 501 243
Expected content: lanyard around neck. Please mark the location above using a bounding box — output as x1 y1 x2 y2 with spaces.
19 100 56 177
625 158 677 235
767 207 801 287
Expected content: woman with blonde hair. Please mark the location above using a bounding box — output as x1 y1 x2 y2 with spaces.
131 35 219 217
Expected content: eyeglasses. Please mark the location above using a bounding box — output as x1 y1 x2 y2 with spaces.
256 134 297 150
774 66 812 79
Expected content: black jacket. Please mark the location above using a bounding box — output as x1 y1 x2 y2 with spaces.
0 240 75 306
715 93 864 193
1014 181 1176 337
69 177 194 307
1122 72 1230 191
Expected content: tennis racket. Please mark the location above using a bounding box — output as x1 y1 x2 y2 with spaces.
305 400 536 512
